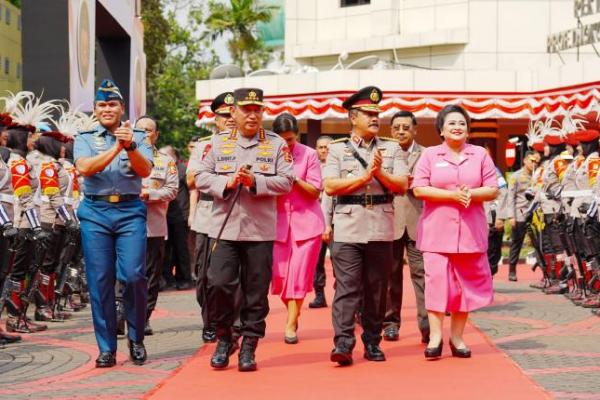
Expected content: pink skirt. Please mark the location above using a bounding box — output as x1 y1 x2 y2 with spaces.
271 229 322 301
423 252 493 313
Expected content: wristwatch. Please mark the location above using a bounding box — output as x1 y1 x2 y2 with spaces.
125 141 138 152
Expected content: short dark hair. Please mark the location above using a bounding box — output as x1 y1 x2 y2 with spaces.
435 104 471 135
135 115 158 131
273 113 298 135
189 135 200 143
390 111 417 127
524 150 536 159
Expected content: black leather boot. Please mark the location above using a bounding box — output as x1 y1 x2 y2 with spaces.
210 338 235 369
238 337 258 372
309 289 327 308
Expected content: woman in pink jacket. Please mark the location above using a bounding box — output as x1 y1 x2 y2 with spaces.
271 113 325 344
412 105 498 359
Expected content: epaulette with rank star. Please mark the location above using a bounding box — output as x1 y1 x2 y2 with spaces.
330 137 349 144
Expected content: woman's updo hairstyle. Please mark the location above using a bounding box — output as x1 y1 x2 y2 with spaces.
273 113 298 135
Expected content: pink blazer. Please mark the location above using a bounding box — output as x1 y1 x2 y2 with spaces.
411 142 498 253
276 142 325 242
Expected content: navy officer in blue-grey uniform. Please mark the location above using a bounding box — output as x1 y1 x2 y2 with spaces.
196 88 294 372
324 86 408 366
74 79 153 368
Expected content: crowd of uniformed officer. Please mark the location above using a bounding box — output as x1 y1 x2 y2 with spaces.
3 80 600 372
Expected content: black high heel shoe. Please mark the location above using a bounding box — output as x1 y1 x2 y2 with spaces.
449 340 471 358
424 340 443 359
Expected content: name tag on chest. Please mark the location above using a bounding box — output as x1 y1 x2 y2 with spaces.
435 162 450 168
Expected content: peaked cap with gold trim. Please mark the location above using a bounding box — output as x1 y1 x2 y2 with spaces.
342 86 383 112
210 92 235 114
233 88 264 106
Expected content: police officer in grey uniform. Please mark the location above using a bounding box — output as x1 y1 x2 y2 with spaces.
323 86 408 366
187 92 237 343
137 116 178 335
196 88 294 372
485 166 509 277
507 151 539 281
383 110 429 344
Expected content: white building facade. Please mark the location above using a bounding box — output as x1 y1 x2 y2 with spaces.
197 0 600 169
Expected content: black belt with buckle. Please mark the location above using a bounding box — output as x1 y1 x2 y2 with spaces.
199 193 214 201
86 194 139 203
336 194 394 207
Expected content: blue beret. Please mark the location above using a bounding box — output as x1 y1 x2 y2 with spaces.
95 79 124 103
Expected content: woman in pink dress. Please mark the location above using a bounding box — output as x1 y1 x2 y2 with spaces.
271 113 325 344
411 105 498 359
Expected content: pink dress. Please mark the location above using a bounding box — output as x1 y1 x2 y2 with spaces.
411 142 498 312
271 143 325 300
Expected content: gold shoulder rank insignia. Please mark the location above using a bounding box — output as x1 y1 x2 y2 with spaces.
330 138 349 144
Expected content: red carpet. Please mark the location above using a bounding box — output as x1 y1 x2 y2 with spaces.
146 262 550 400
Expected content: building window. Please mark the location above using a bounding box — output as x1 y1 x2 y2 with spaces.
16 63 21 79
4 58 9 75
5 8 10 25
341 0 370 7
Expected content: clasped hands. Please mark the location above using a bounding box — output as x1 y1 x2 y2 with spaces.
226 165 255 189
454 185 472 208
113 120 134 150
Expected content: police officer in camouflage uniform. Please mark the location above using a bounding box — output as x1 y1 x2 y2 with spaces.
323 86 408 366
196 88 294 372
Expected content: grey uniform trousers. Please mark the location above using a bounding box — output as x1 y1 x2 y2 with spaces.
331 241 393 349
383 231 429 336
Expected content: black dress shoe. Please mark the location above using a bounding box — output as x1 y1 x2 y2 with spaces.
144 321 154 336
128 340 147 365
363 344 386 361
95 351 116 368
176 281 193 291
308 292 327 308
424 341 443 359
449 340 471 358
210 339 235 369
202 327 217 343
284 335 298 344
238 337 258 372
383 326 399 342
330 345 353 366
0 331 22 344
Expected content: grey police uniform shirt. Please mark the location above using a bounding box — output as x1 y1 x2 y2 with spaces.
484 167 509 225
0 154 14 221
195 129 294 241
142 149 179 238
319 162 334 227
506 168 534 223
187 137 213 235
73 125 153 196
324 134 408 244
394 141 423 241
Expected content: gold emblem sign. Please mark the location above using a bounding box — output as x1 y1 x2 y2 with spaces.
247 91 258 102
370 89 380 103
224 93 234 105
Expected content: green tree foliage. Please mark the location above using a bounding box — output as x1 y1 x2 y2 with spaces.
143 1 216 153
7 0 21 8
204 0 276 71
